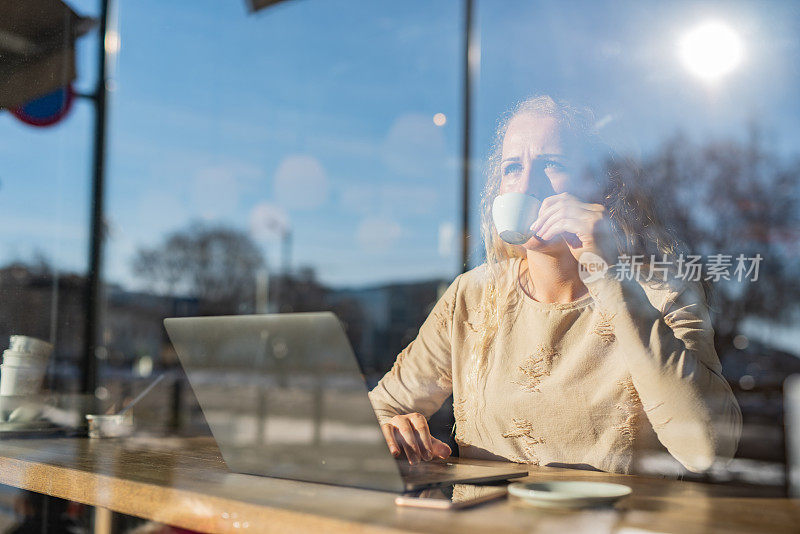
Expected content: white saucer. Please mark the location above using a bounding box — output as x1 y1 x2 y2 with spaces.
0 419 64 438
0 420 55 431
508 481 632 509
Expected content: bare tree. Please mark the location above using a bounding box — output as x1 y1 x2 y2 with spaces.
625 127 800 350
132 222 265 315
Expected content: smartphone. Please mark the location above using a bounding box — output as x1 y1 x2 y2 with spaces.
395 483 508 510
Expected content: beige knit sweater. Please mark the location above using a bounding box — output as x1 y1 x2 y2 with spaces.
368 256 742 474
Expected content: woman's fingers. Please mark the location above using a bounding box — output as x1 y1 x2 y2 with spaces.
531 193 574 233
531 195 564 233
431 437 452 459
531 193 603 235
408 413 434 461
391 416 424 464
380 423 401 458
536 213 584 242
532 201 576 236
385 413 449 464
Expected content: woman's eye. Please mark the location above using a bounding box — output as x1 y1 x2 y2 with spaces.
544 161 566 172
503 163 522 176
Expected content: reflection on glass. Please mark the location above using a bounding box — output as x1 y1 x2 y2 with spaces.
0 1 796 528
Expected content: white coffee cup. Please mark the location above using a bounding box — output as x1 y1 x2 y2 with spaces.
86 413 134 438
492 192 543 245
9 336 53 358
0 364 47 396
2 350 49 368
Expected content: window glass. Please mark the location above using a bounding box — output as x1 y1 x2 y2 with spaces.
0 2 798 523
0 0 97 392
477 0 800 490
101 1 463 436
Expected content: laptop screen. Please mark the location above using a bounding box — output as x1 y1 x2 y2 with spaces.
165 312 405 492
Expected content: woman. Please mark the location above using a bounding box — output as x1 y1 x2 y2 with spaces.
368 95 742 474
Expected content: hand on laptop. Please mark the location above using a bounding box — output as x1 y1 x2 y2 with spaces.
381 413 452 465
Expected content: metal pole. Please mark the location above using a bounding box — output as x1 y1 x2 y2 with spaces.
273 229 292 312
460 0 474 273
82 0 110 395
282 229 292 277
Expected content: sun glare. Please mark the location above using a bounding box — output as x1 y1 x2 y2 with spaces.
679 21 743 82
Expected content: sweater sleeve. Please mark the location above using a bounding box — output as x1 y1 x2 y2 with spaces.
583 268 742 473
367 274 461 425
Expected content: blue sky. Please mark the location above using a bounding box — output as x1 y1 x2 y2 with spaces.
0 0 798 290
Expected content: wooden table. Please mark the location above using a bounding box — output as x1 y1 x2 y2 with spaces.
0 435 796 534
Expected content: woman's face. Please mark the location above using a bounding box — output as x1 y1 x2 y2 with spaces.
499 113 599 249
499 114 593 200
499 113 574 198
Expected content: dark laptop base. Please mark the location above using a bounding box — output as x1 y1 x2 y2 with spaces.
399 459 528 491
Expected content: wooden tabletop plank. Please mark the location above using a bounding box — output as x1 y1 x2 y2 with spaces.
0 436 796 534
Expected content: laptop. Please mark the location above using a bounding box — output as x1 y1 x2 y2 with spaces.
164 312 527 492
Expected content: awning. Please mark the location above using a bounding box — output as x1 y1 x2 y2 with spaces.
0 0 94 110
246 0 290 13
